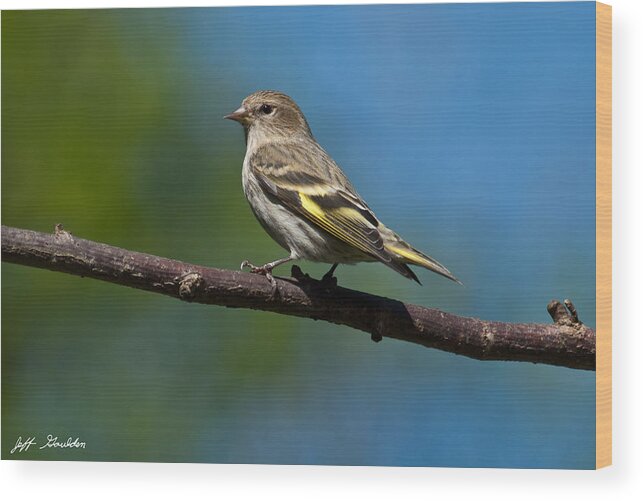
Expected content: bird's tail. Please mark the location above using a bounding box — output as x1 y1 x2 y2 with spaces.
384 239 462 285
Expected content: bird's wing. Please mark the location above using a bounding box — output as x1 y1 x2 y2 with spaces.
249 146 420 282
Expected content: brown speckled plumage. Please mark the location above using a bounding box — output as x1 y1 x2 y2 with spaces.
225 90 460 285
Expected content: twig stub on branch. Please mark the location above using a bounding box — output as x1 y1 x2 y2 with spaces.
547 299 583 327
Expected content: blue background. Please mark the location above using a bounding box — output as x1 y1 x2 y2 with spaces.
2 2 596 468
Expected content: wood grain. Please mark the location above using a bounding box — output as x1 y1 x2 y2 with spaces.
595 1 612 469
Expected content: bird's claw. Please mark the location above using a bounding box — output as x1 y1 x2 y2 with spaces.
320 272 338 288
240 260 278 290
241 259 273 276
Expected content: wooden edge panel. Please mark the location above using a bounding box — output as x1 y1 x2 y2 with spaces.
596 1 612 469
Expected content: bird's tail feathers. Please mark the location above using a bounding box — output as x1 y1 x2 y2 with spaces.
384 242 462 285
382 259 422 284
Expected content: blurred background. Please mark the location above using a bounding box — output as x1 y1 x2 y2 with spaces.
2 3 596 467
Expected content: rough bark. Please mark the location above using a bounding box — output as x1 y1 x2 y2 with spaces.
1 225 596 370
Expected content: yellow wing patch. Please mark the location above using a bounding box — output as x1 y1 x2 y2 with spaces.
384 243 432 267
299 192 325 219
299 193 381 258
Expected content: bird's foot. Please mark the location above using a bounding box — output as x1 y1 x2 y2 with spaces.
320 272 338 288
320 263 339 288
290 265 337 291
240 260 277 289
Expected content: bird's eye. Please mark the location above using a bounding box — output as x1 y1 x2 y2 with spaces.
260 104 274 115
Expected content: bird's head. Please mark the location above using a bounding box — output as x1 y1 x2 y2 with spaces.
225 90 312 140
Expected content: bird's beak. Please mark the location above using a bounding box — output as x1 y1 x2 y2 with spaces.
224 106 249 123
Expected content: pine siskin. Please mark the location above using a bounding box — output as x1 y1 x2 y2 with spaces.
225 90 460 286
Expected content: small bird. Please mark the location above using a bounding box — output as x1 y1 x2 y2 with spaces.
225 90 460 286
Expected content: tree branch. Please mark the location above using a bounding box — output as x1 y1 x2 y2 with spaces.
1 225 595 371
